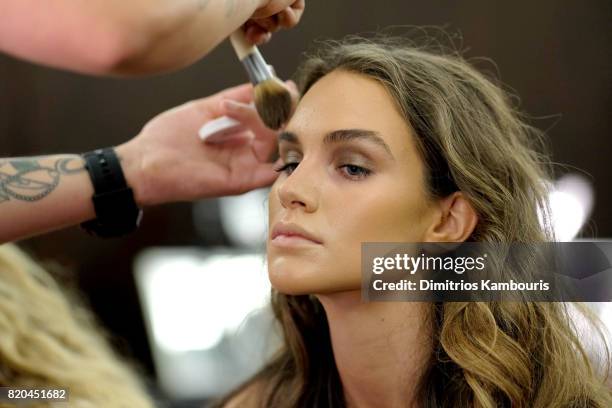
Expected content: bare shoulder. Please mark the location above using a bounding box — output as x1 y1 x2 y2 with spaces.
222 381 264 408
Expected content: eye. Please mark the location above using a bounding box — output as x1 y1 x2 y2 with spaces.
339 164 372 180
274 162 299 175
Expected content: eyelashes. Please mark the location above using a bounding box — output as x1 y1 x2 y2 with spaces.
274 161 372 180
274 162 299 174
341 164 372 179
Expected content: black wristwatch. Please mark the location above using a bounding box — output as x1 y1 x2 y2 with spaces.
80 148 143 238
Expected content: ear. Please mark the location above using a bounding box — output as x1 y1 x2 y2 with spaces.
424 192 478 242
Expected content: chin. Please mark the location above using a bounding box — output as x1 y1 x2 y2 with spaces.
267 258 361 295
267 263 317 295
269 281 310 296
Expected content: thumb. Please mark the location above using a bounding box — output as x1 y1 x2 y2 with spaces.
285 79 298 94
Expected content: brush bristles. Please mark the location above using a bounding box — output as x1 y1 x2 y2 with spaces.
254 78 293 130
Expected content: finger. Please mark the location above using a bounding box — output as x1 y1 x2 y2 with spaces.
243 22 258 43
292 0 305 14
245 24 272 45
251 0 293 19
285 79 298 94
252 15 281 33
222 100 279 163
246 163 280 190
252 132 279 163
193 84 254 118
277 8 297 29
188 82 253 116
216 83 254 104
259 32 273 44
283 0 305 27
222 100 270 135
202 129 253 145
285 79 299 103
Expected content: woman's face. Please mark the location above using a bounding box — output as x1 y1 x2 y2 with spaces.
267 70 436 295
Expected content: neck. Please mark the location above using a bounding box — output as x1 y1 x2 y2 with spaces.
316 290 432 408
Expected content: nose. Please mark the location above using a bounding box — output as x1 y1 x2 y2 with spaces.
276 159 319 213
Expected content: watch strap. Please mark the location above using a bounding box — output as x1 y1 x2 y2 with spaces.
80 148 142 238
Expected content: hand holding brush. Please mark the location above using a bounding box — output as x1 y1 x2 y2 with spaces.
199 29 297 143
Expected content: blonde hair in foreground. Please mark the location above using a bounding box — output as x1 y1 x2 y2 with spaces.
0 244 154 408
215 32 612 408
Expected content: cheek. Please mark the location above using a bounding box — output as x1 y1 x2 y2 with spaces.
264 175 432 295
330 184 430 244
267 183 281 222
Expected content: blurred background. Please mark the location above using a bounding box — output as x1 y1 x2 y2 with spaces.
1 0 610 406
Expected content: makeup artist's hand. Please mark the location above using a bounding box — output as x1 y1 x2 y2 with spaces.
1 0 305 76
245 0 306 45
116 81 298 206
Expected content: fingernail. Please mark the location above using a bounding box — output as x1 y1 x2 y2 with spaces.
245 25 257 40
285 79 298 91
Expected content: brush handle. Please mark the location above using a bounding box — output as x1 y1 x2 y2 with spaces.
230 29 255 60
230 30 274 85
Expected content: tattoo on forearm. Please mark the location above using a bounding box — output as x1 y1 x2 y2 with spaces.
0 157 85 203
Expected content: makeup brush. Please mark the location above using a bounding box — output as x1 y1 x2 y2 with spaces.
229 29 292 130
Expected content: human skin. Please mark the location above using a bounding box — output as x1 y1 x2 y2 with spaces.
266 70 478 407
0 82 293 243
267 70 478 294
0 0 305 75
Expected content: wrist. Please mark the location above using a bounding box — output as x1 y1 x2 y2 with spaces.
80 147 143 238
115 142 148 207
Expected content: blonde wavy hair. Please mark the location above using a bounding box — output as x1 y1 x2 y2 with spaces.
215 32 612 407
0 244 155 408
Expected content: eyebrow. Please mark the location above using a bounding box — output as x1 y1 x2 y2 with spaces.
278 129 395 160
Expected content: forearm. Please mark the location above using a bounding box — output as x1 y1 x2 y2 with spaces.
113 0 267 75
0 155 95 243
0 0 265 76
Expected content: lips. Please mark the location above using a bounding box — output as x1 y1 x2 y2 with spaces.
270 222 323 245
